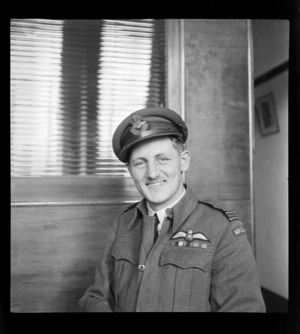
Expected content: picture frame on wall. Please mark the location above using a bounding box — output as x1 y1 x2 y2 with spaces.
255 92 280 136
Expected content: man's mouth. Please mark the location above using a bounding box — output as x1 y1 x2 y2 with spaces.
146 180 166 188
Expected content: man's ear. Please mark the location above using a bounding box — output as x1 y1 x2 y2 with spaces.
180 150 190 172
126 163 132 176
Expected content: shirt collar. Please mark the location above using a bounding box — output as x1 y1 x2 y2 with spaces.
134 185 198 233
146 187 186 224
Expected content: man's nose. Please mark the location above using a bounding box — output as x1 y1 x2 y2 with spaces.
146 161 160 179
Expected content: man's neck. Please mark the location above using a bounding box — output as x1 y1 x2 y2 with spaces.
147 186 186 214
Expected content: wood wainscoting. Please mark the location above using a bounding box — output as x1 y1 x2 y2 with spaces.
11 176 140 312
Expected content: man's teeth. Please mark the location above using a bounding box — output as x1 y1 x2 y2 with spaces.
148 181 165 187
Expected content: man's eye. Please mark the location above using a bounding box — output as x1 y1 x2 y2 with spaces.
158 157 170 164
133 161 145 168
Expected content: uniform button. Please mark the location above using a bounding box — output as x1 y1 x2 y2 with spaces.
138 264 145 271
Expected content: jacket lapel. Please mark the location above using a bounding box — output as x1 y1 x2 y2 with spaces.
172 186 198 233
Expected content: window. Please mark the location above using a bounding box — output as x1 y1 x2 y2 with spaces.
11 19 166 177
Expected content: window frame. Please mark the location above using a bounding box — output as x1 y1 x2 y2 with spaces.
11 19 184 207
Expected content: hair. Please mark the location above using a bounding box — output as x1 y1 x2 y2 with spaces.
169 136 185 155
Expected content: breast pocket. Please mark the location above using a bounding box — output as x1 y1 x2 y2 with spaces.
160 244 214 272
111 237 140 305
111 237 140 265
159 245 215 311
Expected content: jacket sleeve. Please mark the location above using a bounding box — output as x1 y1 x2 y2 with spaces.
210 218 266 312
78 218 119 312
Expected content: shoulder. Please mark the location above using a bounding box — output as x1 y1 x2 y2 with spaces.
113 201 140 232
197 198 241 223
197 198 248 241
121 201 139 215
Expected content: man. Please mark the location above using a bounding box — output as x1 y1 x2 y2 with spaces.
79 106 266 312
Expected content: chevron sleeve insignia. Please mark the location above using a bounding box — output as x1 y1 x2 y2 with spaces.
224 210 240 222
198 199 241 223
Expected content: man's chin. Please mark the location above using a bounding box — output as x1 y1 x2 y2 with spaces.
145 195 169 208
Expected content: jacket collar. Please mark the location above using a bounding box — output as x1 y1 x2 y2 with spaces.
171 185 198 232
131 185 198 233
136 198 148 217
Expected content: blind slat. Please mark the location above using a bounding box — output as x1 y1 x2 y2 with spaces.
11 19 166 176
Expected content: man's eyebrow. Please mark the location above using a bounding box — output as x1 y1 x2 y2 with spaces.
130 152 171 162
130 156 147 163
155 152 169 158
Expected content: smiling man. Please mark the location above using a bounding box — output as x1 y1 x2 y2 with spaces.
79 107 266 312
128 136 189 211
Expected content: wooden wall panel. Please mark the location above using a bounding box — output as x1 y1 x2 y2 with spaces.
11 176 140 203
11 176 141 312
184 19 253 242
11 204 128 312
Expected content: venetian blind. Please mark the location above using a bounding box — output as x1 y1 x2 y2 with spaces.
11 19 166 176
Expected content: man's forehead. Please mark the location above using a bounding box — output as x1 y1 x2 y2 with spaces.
130 137 176 158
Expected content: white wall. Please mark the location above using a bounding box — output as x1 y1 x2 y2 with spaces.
252 20 289 299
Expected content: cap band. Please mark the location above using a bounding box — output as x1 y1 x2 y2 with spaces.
112 107 188 163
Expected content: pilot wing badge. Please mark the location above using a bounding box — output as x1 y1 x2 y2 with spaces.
171 229 211 248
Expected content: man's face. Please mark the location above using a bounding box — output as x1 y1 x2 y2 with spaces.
127 137 190 211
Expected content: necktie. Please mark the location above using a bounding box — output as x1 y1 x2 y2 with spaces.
153 213 159 243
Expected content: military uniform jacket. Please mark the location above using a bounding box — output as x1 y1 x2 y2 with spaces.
79 186 266 312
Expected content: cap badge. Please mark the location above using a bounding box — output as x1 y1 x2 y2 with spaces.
129 115 149 135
